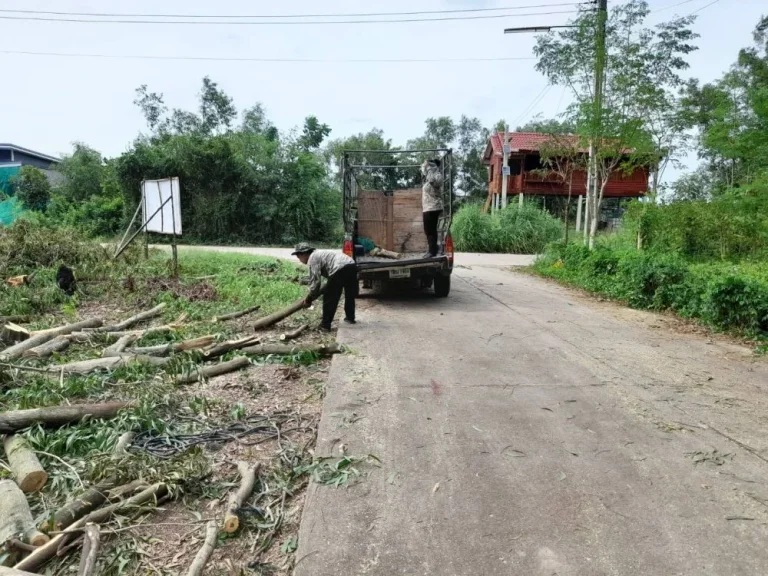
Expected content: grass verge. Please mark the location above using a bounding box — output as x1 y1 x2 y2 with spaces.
0 227 351 574
532 242 768 346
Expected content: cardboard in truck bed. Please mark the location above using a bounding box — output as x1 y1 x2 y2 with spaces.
357 188 427 253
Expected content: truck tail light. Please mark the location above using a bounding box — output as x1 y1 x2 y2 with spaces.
343 238 354 258
445 233 454 265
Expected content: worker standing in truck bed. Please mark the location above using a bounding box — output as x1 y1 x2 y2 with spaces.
421 158 444 258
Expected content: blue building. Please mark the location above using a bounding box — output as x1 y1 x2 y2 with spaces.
0 144 61 224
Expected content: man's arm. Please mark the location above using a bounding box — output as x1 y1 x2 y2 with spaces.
306 259 322 303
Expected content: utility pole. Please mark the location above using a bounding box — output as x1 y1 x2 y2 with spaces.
501 125 509 209
586 0 608 246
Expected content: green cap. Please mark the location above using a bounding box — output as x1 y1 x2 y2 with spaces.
291 242 315 256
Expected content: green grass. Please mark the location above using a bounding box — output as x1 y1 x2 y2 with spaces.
452 203 562 254
533 242 768 342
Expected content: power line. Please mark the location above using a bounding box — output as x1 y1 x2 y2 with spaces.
650 0 699 14
0 2 587 20
0 9 580 26
689 0 722 15
511 85 553 128
0 49 537 64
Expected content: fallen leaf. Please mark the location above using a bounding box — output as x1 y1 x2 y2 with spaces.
387 472 396 485
542 407 554 412
432 482 440 493
472 425 483 432
558 472 567 481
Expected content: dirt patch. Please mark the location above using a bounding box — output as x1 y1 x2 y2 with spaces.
129 360 328 575
131 276 219 304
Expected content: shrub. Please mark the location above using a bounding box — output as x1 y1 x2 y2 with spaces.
534 244 768 337
453 203 562 253
0 219 111 277
13 166 51 212
624 187 768 261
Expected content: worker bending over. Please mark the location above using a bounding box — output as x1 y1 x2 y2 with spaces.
292 243 357 331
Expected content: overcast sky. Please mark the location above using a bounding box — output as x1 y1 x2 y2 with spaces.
0 0 764 182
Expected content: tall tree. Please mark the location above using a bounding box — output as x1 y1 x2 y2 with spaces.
298 116 331 150
199 76 237 135
517 117 576 134
456 116 490 200
681 16 768 191
534 0 698 247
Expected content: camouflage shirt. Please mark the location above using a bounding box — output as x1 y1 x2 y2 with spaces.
421 161 444 212
306 250 355 298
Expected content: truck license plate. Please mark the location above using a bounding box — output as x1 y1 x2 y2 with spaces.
389 268 411 279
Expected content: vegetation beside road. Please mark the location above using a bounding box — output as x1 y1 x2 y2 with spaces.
453 203 562 254
0 223 352 574
533 189 768 343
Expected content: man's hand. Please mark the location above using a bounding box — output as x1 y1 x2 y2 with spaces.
303 295 314 308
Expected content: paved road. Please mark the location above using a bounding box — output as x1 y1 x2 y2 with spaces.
165 245 535 268
296 265 768 576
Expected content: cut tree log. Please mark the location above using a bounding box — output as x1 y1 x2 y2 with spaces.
43 354 170 375
252 294 318 331
279 324 308 341
76 525 99 576
0 567 41 576
88 304 166 333
0 480 50 550
20 336 70 359
101 333 139 357
40 485 109 533
1 324 29 344
370 247 401 259
202 335 260 359
15 483 167 572
186 520 218 576
0 319 102 361
241 342 342 357
0 316 30 325
114 432 135 455
222 462 260 534
126 335 215 357
39 477 145 533
174 357 251 386
212 305 261 323
0 402 132 434
2 435 47 493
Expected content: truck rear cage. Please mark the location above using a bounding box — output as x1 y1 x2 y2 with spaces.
341 149 454 245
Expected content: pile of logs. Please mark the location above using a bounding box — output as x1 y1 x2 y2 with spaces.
0 298 340 572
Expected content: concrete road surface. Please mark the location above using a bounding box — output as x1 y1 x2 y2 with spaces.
163 245 535 268
295 266 768 576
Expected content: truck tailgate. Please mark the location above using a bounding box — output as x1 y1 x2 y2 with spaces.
356 253 447 271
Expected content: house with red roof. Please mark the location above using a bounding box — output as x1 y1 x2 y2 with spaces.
481 132 649 225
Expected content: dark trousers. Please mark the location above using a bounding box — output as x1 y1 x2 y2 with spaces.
423 210 442 256
323 264 358 328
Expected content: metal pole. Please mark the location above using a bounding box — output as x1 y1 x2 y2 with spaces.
588 0 608 245
169 180 179 278
114 194 174 260
115 202 142 258
501 125 509 209
576 195 583 232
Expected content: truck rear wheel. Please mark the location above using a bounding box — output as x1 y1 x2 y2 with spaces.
434 274 450 298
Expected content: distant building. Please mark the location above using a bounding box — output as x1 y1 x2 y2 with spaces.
481 132 649 227
0 143 62 194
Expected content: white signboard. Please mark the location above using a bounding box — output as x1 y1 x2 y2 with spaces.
502 166 511 176
142 178 181 236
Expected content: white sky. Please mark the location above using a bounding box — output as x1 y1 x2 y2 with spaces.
0 0 764 183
